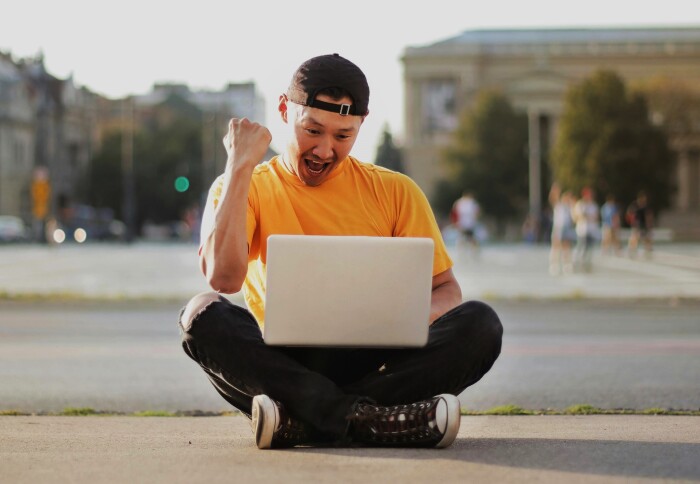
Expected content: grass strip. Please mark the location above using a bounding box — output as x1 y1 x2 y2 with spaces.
1 405 698 417
461 404 700 416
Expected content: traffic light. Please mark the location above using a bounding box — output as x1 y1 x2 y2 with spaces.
31 179 51 219
174 176 190 192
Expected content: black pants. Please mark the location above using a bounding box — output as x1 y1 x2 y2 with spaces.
180 295 502 440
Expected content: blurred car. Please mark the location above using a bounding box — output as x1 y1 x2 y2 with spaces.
0 215 30 243
51 205 126 244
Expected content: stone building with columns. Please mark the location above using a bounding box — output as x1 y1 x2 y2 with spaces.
401 26 700 237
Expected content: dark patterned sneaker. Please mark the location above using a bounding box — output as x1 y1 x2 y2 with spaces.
346 394 460 448
251 394 310 449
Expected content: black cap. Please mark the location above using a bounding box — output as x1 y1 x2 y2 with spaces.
286 53 369 116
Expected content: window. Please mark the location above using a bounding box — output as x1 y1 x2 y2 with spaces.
421 79 457 136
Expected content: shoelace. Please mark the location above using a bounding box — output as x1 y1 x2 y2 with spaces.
347 399 441 444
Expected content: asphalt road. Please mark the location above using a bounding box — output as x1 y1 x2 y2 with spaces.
1 298 698 413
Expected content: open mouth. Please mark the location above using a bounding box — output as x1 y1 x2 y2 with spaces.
305 158 327 176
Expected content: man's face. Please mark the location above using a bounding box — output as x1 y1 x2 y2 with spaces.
279 94 363 187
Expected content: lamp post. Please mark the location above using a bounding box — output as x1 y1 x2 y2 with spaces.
121 97 136 243
528 108 542 238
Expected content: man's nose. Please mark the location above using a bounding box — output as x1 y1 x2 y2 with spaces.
312 136 333 160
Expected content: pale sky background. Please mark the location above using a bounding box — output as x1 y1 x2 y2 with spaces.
3 0 699 163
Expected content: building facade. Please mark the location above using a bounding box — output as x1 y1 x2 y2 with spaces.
0 52 266 235
0 52 36 219
402 27 700 233
0 51 102 226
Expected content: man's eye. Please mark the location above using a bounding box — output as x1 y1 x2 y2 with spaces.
306 129 320 135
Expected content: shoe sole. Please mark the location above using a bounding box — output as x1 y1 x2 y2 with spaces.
435 394 461 448
252 395 277 449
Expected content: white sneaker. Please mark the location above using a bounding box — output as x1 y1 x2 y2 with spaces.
251 394 310 449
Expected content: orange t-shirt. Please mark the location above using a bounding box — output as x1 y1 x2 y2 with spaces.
204 155 452 325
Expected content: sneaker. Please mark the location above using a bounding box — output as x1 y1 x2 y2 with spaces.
251 394 310 449
346 394 461 448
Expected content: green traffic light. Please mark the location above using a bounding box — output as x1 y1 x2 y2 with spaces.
175 176 190 192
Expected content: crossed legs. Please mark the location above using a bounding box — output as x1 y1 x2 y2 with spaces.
179 292 503 441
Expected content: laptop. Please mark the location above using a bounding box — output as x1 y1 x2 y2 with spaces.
263 235 434 347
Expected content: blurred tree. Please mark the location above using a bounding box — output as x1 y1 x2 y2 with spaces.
78 95 203 233
136 116 202 226
79 131 120 210
373 124 405 173
550 70 675 212
635 76 700 139
436 89 529 232
431 178 463 225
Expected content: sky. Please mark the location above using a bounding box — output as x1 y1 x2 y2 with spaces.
3 0 699 163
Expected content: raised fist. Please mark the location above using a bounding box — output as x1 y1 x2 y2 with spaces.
223 118 272 168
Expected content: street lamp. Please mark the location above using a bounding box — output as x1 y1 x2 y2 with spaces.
121 97 136 243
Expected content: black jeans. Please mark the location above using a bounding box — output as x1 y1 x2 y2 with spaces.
180 295 502 440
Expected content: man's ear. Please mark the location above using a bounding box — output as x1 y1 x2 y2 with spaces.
278 94 289 123
360 110 369 124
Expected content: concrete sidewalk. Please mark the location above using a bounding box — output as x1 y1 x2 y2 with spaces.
1 415 698 483
1 241 700 301
2 242 699 483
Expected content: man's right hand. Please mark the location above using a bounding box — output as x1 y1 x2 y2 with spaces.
202 118 270 294
223 118 272 170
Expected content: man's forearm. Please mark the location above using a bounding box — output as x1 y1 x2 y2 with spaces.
201 163 254 293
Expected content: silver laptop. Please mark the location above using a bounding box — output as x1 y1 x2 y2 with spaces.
263 235 434 347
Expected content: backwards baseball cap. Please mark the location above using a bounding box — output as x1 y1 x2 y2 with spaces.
286 53 369 117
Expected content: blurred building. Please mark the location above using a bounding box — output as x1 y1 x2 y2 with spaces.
0 51 34 218
0 51 100 224
134 81 264 123
131 81 267 181
0 52 266 229
402 26 700 236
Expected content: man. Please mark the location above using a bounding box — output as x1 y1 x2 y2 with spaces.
572 186 600 272
626 191 654 258
451 191 481 253
179 54 502 449
600 194 621 256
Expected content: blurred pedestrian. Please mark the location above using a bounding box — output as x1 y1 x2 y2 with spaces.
627 191 654 258
549 185 576 275
521 213 538 244
451 191 481 255
182 204 201 244
572 187 600 272
600 194 622 255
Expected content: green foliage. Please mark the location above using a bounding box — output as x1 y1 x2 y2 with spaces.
136 117 203 226
483 405 533 415
2 407 698 417
438 90 529 226
459 406 700 416
550 70 674 210
0 410 29 416
132 410 177 417
636 77 700 140
82 133 123 210
642 408 670 415
431 178 464 222
61 407 99 416
80 98 204 233
565 404 601 415
373 125 405 173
